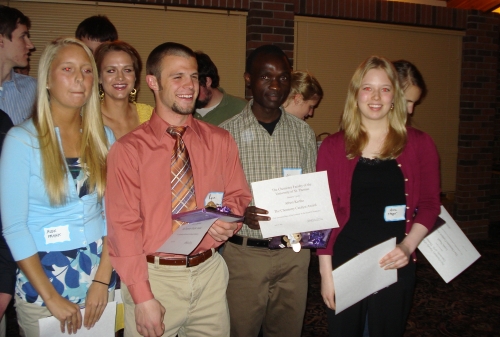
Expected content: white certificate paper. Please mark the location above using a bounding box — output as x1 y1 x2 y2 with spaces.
333 238 397 314
251 171 338 238
39 301 116 337
418 206 481 283
155 219 217 255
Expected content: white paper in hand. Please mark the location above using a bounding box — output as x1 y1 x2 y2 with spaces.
156 219 217 255
251 171 338 238
333 238 397 314
39 301 116 337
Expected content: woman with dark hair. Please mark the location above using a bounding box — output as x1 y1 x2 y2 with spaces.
0 38 115 336
317 56 440 337
94 40 153 139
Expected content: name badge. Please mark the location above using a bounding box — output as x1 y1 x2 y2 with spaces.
384 205 406 222
205 192 224 207
44 225 71 244
283 168 302 177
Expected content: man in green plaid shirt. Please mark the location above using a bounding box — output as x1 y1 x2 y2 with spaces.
220 45 317 337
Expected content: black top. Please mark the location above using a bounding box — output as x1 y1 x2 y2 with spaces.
0 109 16 295
258 112 281 135
333 158 406 268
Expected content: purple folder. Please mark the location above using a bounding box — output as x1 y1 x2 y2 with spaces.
172 208 244 223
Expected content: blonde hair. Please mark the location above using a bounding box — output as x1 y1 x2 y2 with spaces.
34 37 109 205
287 70 323 101
340 56 407 159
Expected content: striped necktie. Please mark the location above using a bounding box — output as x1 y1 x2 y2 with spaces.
167 126 197 232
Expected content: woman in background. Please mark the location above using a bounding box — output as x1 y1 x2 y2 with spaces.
283 70 323 120
94 40 153 139
393 60 427 115
0 38 115 336
317 56 440 337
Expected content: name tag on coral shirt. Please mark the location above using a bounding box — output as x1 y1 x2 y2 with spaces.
44 225 71 244
205 192 224 207
384 205 406 222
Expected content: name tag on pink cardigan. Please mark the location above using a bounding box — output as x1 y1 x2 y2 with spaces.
384 205 406 222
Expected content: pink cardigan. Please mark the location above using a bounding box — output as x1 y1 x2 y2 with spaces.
316 127 441 260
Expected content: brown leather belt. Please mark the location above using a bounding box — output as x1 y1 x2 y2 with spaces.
146 249 213 267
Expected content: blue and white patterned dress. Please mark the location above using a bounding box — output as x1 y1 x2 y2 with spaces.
15 158 116 306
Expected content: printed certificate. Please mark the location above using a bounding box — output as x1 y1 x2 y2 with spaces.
251 171 338 238
418 206 481 283
156 219 217 255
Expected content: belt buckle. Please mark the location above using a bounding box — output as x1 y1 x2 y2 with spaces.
186 255 192 268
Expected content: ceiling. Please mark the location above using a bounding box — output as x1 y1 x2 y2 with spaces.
446 0 500 11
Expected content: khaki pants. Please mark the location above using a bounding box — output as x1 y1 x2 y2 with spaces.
223 242 310 337
15 291 114 337
122 251 229 337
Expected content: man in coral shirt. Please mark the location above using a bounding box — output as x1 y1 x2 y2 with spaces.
106 42 251 337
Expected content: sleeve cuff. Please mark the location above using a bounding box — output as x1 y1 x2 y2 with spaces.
316 248 331 255
5 230 38 261
126 280 154 304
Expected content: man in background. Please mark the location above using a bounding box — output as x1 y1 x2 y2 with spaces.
193 51 246 126
0 5 36 125
75 15 118 53
0 6 35 335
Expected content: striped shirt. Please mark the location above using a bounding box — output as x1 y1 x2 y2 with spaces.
221 100 317 238
0 70 37 125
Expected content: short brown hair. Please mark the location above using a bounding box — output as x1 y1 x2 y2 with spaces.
146 42 195 84
0 5 30 40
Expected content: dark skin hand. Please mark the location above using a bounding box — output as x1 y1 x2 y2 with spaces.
244 206 270 230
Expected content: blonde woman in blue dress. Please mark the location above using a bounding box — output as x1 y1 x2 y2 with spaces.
0 37 115 336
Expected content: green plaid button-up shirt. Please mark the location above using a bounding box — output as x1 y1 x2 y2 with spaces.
220 100 317 238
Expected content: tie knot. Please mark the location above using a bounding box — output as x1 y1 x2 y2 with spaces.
167 126 186 138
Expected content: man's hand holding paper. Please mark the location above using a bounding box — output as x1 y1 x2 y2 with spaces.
244 206 270 230
208 219 239 242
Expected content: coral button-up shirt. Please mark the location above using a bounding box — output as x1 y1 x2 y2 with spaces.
106 112 252 304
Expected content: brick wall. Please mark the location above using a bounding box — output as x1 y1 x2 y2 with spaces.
96 0 250 10
247 0 295 61
94 0 500 239
492 23 500 237
455 11 499 239
293 0 466 29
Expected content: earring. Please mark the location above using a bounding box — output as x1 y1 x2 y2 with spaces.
129 88 137 103
99 84 105 102
390 103 394 110
128 88 137 103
